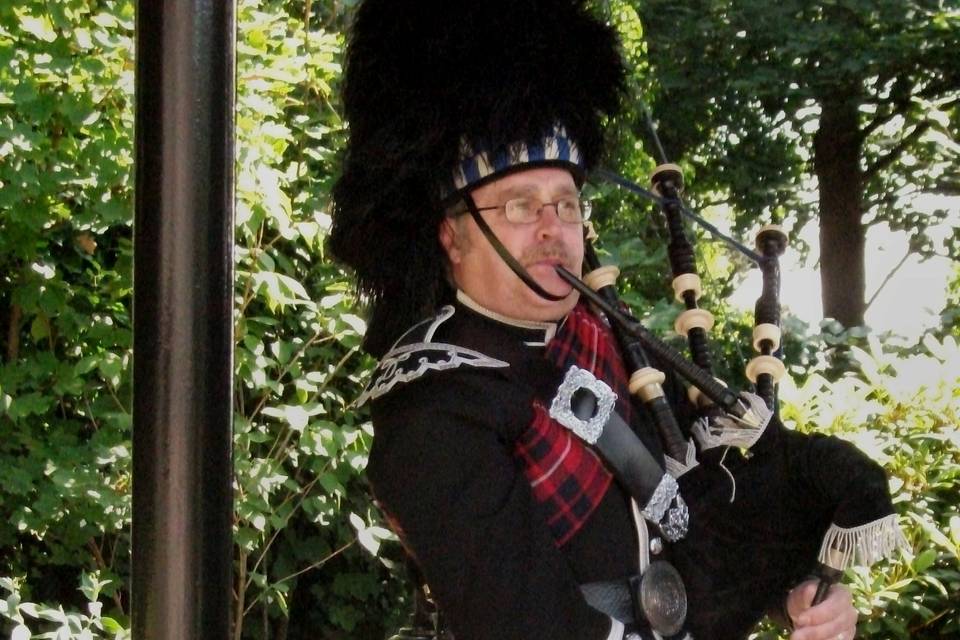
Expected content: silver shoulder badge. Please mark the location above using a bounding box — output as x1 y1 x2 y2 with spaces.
357 306 509 405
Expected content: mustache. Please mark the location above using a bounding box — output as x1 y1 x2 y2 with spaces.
521 241 572 267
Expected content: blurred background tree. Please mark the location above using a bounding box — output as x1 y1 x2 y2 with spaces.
634 0 959 328
0 1 956 639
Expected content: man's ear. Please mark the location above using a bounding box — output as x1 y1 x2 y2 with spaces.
438 217 461 264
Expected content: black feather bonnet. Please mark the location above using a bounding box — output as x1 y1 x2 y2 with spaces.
329 0 626 356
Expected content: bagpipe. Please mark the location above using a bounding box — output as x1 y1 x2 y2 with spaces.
549 156 907 639
389 161 906 640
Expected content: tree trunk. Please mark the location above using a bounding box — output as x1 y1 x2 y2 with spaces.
5 303 21 362
814 91 866 328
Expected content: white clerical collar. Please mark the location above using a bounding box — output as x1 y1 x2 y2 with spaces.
456 290 559 346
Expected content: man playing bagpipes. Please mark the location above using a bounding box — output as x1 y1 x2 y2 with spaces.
328 1 886 638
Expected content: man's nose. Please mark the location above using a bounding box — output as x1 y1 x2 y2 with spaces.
535 203 564 237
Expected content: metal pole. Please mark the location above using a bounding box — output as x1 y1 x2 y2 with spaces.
133 1 235 638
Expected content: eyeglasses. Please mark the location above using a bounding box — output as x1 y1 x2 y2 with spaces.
474 196 588 225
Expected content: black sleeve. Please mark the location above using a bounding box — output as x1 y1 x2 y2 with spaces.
368 368 616 640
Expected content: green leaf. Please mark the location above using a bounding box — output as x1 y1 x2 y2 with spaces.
97 352 124 386
339 314 366 336
910 512 958 555
91 13 118 29
100 617 123 633
30 315 49 342
17 12 58 42
275 589 289 616
269 339 295 365
285 405 308 431
74 27 94 50
912 548 938 573
318 472 345 497
74 356 100 375
7 392 54 420
79 572 110 603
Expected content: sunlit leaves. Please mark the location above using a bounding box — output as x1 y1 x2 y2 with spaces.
0 573 129 639
774 332 960 639
229 1 401 636
1 3 134 635
348 512 393 557
15 10 57 44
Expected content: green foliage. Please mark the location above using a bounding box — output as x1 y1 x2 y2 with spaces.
636 0 960 226
749 332 960 639
941 264 960 338
0 573 129 639
1 0 406 637
0 0 135 629
229 1 403 637
633 0 959 326
2 2 956 640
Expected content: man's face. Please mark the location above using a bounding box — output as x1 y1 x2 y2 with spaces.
439 167 584 321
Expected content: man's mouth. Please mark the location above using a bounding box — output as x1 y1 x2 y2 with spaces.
529 256 565 266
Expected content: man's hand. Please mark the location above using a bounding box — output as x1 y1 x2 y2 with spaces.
786 579 858 640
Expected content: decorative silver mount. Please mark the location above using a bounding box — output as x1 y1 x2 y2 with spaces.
357 343 508 405
548 366 616 445
640 474 689 542
638 560 688 637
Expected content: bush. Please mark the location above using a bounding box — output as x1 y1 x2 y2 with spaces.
0 0 135 626
0 573 128 640
1 1 406 638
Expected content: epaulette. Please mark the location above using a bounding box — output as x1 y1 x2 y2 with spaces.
356 305 509 405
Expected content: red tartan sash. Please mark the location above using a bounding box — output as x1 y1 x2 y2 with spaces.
513 304 633 547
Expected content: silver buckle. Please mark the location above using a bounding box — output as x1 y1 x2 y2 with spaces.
548 366 616 444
